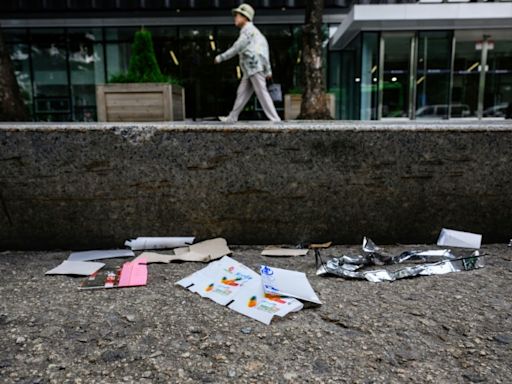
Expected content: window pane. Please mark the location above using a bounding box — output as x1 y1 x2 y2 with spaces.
382 33 413 118
8 42 33 116
451 31 481 118
68 28 105 121
415 31 452 119
30 29 70 121
483 31 512 118
361 32 378 120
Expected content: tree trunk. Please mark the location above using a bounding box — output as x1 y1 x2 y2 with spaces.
298 0 332 120
0 28 29 121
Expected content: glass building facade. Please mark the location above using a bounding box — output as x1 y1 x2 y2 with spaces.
330 29 512 120
5 25 314 121
2 0 511 121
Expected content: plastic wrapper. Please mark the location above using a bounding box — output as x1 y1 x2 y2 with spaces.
316 237 485 283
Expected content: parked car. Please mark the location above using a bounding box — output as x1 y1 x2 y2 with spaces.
483 102 509 118
416 104 471 118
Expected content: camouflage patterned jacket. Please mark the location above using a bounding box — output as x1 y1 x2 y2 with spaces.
215 22 272 78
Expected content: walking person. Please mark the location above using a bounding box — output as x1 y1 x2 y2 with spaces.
214 3 281 122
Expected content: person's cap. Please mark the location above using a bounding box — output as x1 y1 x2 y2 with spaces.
232 3 255 21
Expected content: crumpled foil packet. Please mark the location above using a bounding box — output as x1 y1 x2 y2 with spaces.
316 237 484 283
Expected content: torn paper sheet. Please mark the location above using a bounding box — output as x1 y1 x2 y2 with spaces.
124 237 195 251
260 265 322 305
79 259 147 290
46 260 105 276
437 228 482 249
227 278 303 325
135 238 231 264
177 256 258 305
176 256 303 324
68 249 135 262
261 248 309 257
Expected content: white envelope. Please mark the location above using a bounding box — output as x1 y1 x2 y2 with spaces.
46 260 105 276
260 265 322 305
68 249 135 262
437 228 482 249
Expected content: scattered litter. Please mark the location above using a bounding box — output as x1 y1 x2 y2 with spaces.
135 238 230 264
80 259 147 290
437 228 482 249
508 239 511 247
176 256 305 325
240 327 253 334
261 248 308 257
260 265 322 304
45 260 105 276
124 237 195 250
316 237 485 283
67 249 135 262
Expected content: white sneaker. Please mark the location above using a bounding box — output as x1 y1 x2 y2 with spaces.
219 116 236 123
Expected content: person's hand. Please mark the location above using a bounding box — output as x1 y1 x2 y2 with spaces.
214 56 220 64
265 74 272 81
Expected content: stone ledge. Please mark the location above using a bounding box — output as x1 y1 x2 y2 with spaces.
1 122 511 249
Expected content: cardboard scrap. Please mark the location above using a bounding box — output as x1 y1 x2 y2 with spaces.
134 238 231 264
46 260 105 276
261 248 309 257
437 228 482 249
124 237 195 251
309 241 333 249
176 256 304 324
79 259 147 290
260 265 322 305
68 249 135 262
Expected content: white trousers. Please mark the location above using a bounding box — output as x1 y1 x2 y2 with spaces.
227 72 281 122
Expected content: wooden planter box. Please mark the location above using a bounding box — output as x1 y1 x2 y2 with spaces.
96 83 185 122
284 93 336 120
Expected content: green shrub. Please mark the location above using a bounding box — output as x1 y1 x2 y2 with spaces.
109 28 179 84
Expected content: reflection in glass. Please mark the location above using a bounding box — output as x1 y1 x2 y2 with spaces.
381 33 413 118
451 31 481 118
415 31 451 119
339 34 361 120
68 29 105 121
8 42 33 115
31 29 70 121
361 32 378 120
483 32 512 118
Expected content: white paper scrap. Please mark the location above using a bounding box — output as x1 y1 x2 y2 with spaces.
437 228 482 249
261 248 309 257
46 260 105 276
227 278 303 325
68 249 135 262
260 265 322 305
177 256 258 305
124 237 195 250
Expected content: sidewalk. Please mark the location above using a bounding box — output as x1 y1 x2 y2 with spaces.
1 244 511 383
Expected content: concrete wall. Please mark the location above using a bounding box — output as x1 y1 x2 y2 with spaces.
1 121 511 250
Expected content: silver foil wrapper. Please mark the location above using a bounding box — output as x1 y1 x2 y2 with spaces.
316 237 484 283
